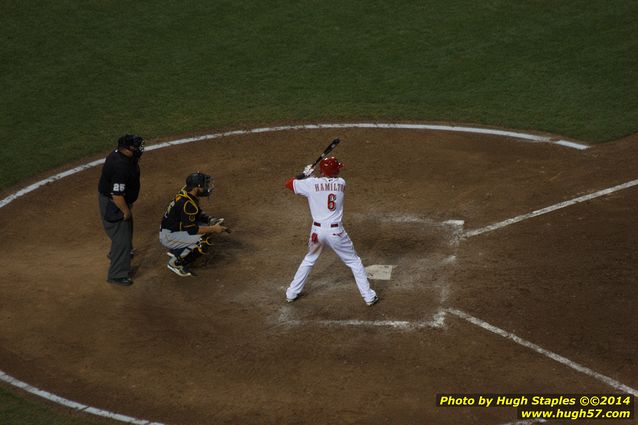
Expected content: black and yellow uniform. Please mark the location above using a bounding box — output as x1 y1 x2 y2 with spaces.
161 189 210 235
159 172 220 277
159 188 215 273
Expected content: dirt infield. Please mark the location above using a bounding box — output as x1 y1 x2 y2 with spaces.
0 126 636 424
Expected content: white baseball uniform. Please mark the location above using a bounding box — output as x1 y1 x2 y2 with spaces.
286 176 377 304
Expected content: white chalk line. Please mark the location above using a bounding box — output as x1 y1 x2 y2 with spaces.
0 122 587 210
555 140 587 150
279 308 448 330
145 123 588 150
0 159 104 209
446 308 638 397
0 371 164 425
351 212 465 228
0 123 589 423
464 178 638 238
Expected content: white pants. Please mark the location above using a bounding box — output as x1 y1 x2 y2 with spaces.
159 228 202 253
286 223 377 303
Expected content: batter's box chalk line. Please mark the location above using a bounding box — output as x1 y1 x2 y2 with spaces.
351 212 465 227
354 214 464 282
350 213 465 244
277 305 448 330
276 214 462 335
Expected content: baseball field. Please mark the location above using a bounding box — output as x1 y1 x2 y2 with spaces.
1 1 637 424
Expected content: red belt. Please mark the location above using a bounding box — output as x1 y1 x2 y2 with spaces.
314 222 339 228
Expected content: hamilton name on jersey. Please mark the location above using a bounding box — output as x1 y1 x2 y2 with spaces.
314 181 345 192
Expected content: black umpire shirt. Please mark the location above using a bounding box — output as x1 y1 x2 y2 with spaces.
98 149 141 205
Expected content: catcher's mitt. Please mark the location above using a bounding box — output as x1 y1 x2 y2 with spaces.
209 217 232 233
209 217 224 226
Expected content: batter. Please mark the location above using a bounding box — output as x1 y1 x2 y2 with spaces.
284 156 379 306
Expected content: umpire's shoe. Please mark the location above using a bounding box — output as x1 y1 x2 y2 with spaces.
107 277 133 286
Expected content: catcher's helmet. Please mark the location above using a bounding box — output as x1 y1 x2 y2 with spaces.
118 134 144 159
186 172 213 196
319 157 343 177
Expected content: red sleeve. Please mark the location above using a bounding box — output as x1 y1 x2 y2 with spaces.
285 177 295 191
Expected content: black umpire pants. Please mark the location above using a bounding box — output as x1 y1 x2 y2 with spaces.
98 193 133 281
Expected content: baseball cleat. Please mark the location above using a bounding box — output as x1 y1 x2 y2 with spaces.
366 295 379 306
286 294 298 303
167 258 192 277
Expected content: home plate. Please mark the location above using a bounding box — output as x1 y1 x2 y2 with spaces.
365 265 396 280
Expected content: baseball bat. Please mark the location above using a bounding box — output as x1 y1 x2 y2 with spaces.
310 138 341 168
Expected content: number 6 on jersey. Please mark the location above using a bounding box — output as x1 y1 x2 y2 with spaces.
327 193 337 211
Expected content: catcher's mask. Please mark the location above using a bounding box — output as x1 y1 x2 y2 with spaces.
319 157 343 177
118 134 145 159
186 172 213 197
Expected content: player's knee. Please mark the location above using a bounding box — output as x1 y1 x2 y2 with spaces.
202 233 214 245
301 256 318 266
196 234 214 254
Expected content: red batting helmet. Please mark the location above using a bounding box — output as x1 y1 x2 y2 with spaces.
319 157 343 177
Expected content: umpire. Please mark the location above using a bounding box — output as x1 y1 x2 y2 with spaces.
98 134 144 286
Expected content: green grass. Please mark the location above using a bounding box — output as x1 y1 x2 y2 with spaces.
1 1 638 423
1 1 638 189
0 386 100 425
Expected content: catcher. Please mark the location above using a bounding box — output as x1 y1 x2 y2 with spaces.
159 172 228 277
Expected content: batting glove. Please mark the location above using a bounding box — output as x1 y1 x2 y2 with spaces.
303 164 314 177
